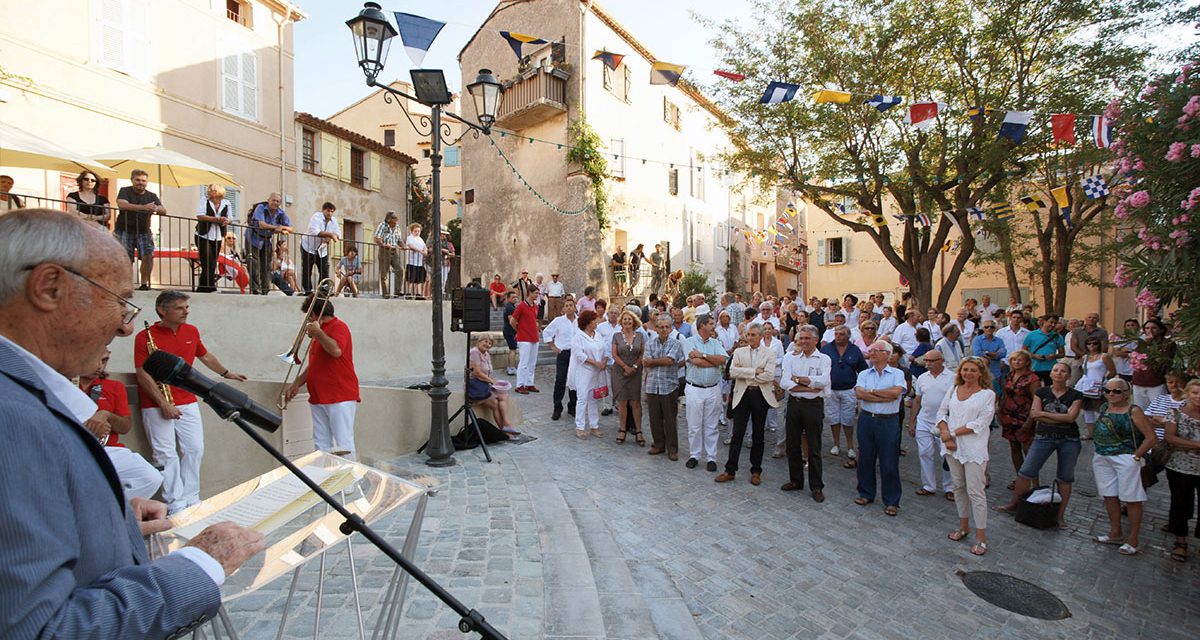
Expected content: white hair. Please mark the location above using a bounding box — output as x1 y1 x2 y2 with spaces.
0 210 92 304
869 340 894 354
796 324 820 339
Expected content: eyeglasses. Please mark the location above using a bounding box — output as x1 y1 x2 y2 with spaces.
80 177 97 183
1102 388 1126 395
25 264 141 324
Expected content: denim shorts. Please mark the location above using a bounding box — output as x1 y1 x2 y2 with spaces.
1018 435 1081 483
114 231 154 261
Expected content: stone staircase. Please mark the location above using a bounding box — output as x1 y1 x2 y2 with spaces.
482 308 563 369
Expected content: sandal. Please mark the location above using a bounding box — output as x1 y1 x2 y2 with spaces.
993 503 1017 513
915 488 935 496
1171 542 1188 563
944 491 955 501
854 497 873 506
971 542 988 556
948 529 970 542
1095 534 1126 545
635 432 645 447
590 428 604 438
616 431 627 444
843 459 858 469
884 506 899 517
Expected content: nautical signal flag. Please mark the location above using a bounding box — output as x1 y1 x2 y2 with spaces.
592 50 625 70
1050 185 1070 210
813 89 853 104
1051 114 1077 145
917 212 932 227
870 212 888 228
760 81 801 104
713 70 746 82
864 95 904 112
650 62 686 86
968 207 986 221
998 111 1033 144
906 102 944 131
1082 174 1110 199
394 12 446 66
1091 115 1114 148
785 202 798 217
991 203 1015 221
499 32 548 59
967 106 996 120
1021 195 1046 212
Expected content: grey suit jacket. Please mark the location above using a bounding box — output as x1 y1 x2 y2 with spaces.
0 340 220 639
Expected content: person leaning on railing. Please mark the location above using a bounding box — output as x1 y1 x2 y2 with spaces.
194 185 232 293
373 211 405 299
246 193 291 295
66 171 110 228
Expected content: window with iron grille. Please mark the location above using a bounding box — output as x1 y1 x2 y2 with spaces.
302 129 316 173
668 168 678 196
351 148 366 188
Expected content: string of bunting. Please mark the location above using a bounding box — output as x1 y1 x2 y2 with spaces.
489 139 591 215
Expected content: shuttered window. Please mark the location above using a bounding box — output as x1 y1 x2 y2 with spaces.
95 0 150 80
222 50 259 121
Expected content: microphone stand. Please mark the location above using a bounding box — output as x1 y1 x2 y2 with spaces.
202 395 507 639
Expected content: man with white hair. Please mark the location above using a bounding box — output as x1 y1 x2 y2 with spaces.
853 341 908 516
821 325 867 463
682 314 728 472
760 301 781 331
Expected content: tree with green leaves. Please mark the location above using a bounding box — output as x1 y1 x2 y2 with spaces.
701 0 1160 311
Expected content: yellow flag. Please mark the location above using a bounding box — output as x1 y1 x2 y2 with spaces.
813 89 853 104
870 212 887 228
1050 186 1070 209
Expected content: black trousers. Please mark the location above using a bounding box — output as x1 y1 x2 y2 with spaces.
196 236 220 292
727 387 769 475
1166 468 1200 538
646 391 679 453
553 350 577 413
248 243 272 295
301 249 329 295
786 397 824 490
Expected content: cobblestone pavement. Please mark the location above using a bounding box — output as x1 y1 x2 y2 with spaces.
231 365 1199 639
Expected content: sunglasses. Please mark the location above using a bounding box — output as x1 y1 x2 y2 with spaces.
1102 388 1126 395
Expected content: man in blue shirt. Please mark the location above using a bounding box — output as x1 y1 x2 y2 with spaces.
853 341 908 515
1022 315 1065 386
246 193 292 295
820 325 867 464
672 307 693 338
971 320 1007 396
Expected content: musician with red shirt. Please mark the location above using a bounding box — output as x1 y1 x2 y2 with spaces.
79 348 163 499
284 295 360 459
134 291 246 514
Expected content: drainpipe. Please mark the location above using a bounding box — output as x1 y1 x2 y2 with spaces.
275 4 295 199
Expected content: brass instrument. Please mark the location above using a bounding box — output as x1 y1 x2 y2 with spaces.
143 321 174 406
278 278 335 410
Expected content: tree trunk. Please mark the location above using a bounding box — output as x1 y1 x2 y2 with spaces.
1052 227 1071 315
995 231 1023 302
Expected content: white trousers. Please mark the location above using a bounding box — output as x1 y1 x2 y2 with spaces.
517 341 539 387
916 428 954 492
575 389 601 430
106 446 164 500
1132 384 1164 411
143 402 204 512
312 400 358 460
685 384 722 462
946 456 988 530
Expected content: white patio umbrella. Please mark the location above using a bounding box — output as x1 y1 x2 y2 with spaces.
0 121 114 174
93 145 241 188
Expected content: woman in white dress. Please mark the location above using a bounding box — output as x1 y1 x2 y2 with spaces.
938 357 996 556
570 310 609 439
1074 337 1116 439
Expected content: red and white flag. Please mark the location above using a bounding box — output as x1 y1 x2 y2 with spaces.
905 102 944 131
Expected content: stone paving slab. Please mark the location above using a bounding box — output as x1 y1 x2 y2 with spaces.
227 364 1199 639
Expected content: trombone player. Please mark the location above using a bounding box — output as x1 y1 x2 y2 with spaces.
135 291 245 515
283 290 360 459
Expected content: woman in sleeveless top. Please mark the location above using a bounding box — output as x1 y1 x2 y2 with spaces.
1091 379 1157 555
611 310 645 445
66 170 110 227
1074 337 1115 439
1164 379 1200 562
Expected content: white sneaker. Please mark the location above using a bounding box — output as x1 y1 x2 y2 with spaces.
847 449 857 460
505 367 516 375
829 446 840 456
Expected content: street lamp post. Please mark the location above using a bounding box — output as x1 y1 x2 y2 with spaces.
347 2 503 468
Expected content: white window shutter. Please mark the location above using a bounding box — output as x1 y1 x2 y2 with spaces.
817 238 826 265
320 133 339 177
240 52 258 120
222 54 241 113
98 0 127 71
369 152 381 191
338 139 352 182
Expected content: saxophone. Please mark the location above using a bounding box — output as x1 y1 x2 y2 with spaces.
144 321 174 405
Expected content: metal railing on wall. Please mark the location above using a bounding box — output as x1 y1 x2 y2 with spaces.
3 194 461 298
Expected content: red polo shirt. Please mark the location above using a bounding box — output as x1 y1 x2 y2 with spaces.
513 300 539 343
80 377 131 447
306 316 360 405
134 322 207 408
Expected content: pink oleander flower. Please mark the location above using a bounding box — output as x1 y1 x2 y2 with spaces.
1185 96 1200 117
1192 144 1200 158
1134 159 1145 171
1167 142 1188 161
1115 203 1129 219
1129 350 1149 372
1128 190 1151 208
1104 99 1122 120
1135 290 1160 309
1113 263 1133 288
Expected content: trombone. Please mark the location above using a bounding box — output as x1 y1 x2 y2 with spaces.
278 278 335 410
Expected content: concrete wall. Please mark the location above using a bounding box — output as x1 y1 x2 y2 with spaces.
109 290 467 385
0 0 300 215
110 376 520 498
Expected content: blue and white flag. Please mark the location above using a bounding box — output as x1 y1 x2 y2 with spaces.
968 207 985 221
998 111 1033 144
393 12 445 67
1062 207 1073 228
760 81 801 104
864 95 903 112
1082 174 1110 199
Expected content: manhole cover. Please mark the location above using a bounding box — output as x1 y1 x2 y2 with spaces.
960 571 1071 620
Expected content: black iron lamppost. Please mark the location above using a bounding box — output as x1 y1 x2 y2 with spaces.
347 2 503 467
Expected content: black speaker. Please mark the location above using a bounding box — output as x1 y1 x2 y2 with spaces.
451 285 489 333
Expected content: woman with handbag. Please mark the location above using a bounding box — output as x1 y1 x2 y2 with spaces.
1074 337 1115 439
467 336 517 438
994 362 1083 528
1164 379 1200 562
937 357 996 556
1091 378 1158 555
570 310 609 439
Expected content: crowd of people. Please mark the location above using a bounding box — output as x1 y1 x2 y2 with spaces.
475 284 1200 560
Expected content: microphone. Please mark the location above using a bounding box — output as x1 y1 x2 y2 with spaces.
143 350 282 433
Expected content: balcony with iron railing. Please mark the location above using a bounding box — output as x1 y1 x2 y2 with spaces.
495 66 569 130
